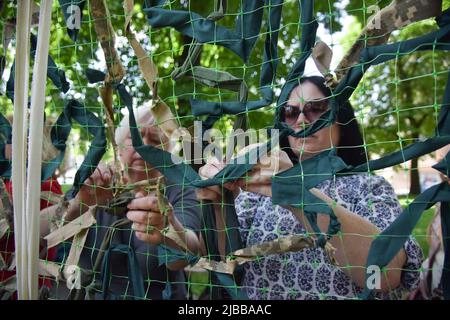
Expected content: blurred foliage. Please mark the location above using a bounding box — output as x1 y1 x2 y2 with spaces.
348 1 450 193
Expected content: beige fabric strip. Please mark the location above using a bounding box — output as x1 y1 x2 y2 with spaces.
123 0 179 140
61 227 90 281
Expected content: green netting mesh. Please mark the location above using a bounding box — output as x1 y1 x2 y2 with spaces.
0 0 449 300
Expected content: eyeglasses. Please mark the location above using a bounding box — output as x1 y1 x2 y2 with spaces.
280 100 330 126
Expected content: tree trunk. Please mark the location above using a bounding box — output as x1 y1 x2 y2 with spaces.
409 156 421 196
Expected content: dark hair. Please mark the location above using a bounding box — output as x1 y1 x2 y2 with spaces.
279 76 367 167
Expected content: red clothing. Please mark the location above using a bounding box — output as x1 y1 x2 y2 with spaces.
0 177 63 297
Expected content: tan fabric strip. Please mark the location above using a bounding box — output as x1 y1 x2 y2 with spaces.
195 257 236 274
90 0 125 84
124 0 158 89
129 36 158 89
155 177 192 253
231 234 316 263
63 227 89 269
123 0 134 33
190 235 318 275
99 85 125 187
149 100 179 140
311 41 337 87
38 260 61 280
44 208 96 249
40 191 63 205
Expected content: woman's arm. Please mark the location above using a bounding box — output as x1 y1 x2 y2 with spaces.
197 155 411 291
288 188 406 292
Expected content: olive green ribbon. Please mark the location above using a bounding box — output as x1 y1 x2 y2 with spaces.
57 0 86 42
6 34 70 102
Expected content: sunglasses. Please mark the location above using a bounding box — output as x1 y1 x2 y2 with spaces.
280 100 330 126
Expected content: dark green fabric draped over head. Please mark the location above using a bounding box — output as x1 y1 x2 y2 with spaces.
273 0 323 136
144 0 265 62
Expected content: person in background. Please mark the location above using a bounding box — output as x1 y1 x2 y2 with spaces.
0 119 63 300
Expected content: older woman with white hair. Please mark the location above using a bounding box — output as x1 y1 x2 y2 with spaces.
46 106 201 299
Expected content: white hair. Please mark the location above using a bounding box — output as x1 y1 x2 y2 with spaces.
115 106 155 146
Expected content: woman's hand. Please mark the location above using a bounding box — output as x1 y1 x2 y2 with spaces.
237 147 293 197
196 157 240 202
196 148 293 199
126 191 174 245
77 163 114 207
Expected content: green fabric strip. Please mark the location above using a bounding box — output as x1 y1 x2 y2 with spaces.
170 0 227 81
6 34 70 102
57 0 86 42
100 244 146 300
185 66 243 92
189 0 282 122
272 148 346 240
48 99 107 199
144 0 265 62
157 244 248 300
144 0 283 124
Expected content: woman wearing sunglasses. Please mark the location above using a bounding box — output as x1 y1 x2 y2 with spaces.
197 76 423 300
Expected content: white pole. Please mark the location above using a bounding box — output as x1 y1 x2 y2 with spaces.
26 0 54 299
12 0 33 300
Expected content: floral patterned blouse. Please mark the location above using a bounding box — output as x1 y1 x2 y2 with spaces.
235 174 423 300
